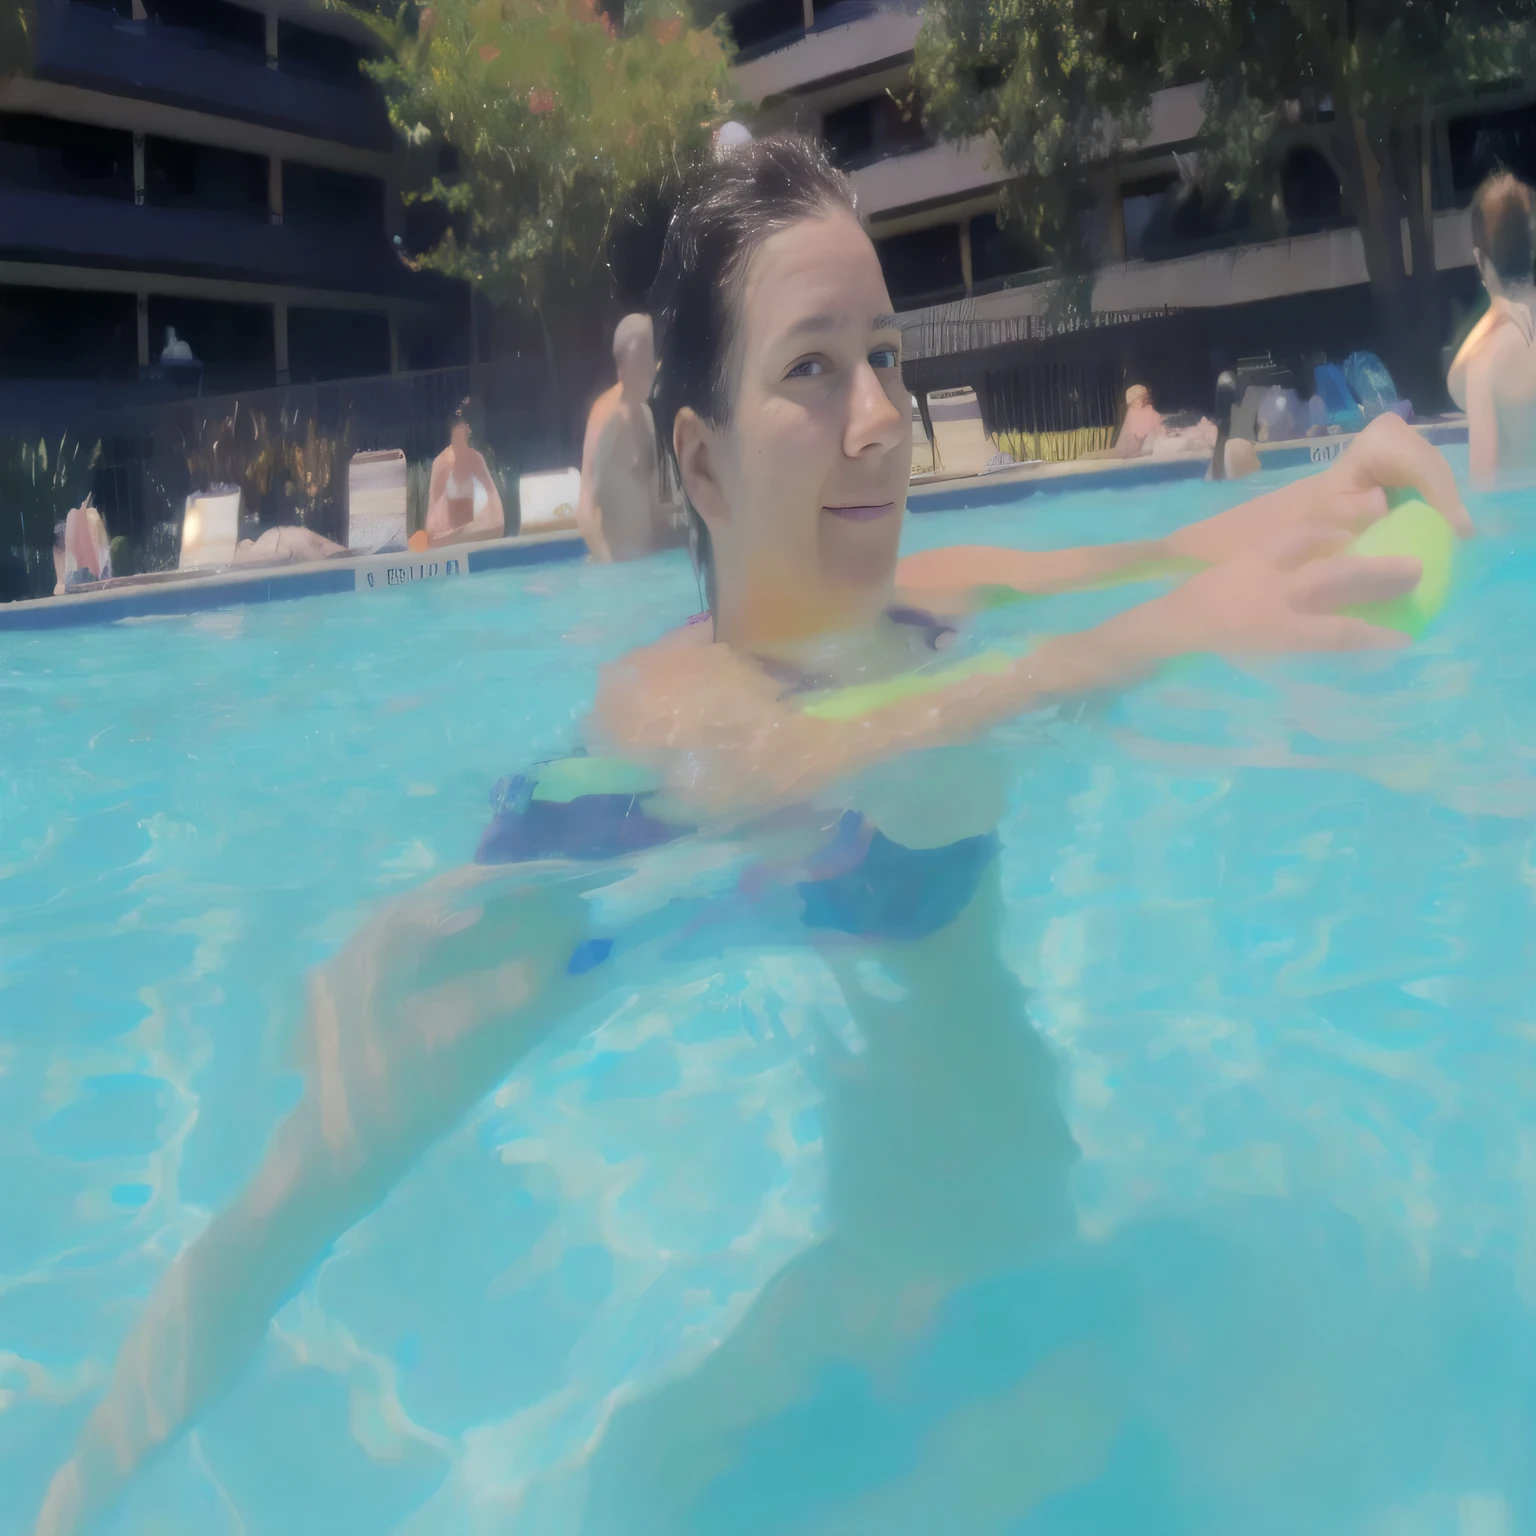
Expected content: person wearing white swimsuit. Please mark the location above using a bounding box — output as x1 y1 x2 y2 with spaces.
424 403 506 545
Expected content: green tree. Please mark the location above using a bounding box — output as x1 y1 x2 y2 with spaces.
337 0 735 404
916 0 1536 391
0 1 33 78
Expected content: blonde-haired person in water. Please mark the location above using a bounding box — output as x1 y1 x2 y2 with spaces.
576 312 678 561
1083 383 1165 460
34 136 1471 1536
1448 171 1536 486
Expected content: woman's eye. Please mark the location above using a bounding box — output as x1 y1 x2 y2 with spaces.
869 347 900 369
786 357 826 379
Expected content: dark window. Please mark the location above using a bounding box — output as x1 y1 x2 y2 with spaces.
0 285 136 379
1138 180 1250 262
1279 145 1343 234
144 138 268 217
288 307 391 384
969 212 1042 286
728 0 805 56
142 0 265 56
147 296 275 393
277 22 375 86
1101 10 1159 71
0 114 133 200
282 162 385 238
810 0 875 23
1121 172 1176 260
822 91 929 171
1448 100 1536 203
874 224 962 306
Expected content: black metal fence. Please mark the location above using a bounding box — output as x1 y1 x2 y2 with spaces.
903 273 1479 444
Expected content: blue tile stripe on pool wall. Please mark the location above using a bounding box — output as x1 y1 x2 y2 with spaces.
0 536 591 630
0 566 358 631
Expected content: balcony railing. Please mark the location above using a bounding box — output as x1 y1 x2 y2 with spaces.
736 0 920 62
0 184 425 297
33 1 394 151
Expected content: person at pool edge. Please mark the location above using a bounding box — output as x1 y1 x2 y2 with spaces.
414 398 506 549
1447 170 1536 486
576 312 681 561
1085 382 1163 459
32 134 1472 1536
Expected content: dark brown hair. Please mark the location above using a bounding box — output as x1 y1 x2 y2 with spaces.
1471 171 1535 286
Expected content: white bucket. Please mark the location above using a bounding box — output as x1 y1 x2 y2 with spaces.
517 467 581 533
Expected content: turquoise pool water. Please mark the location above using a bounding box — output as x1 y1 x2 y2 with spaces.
4 452 1536 1535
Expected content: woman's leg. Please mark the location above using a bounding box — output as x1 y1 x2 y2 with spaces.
34 861 618 1536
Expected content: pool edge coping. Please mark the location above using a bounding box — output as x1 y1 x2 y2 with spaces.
1 420 1470 630
0 531 590 631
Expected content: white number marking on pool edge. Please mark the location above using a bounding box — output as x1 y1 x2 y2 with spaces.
355 556 464 592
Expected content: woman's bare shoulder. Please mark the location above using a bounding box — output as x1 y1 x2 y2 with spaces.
592 622 782 754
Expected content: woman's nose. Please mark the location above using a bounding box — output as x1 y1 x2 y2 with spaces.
844 364 907 458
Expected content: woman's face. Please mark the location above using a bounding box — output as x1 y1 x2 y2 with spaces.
451 422 472 451
675 211 911 643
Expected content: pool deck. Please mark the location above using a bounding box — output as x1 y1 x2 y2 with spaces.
0 419 1469 631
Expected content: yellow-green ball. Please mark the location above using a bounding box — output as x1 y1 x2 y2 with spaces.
1347 494 1456 639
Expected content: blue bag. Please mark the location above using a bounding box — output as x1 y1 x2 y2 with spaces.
1312 361 1366 432
1342 350 1401 420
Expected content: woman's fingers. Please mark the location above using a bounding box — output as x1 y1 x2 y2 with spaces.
1338 414 1474 537
1261 523 1355 570
1320 485 1390 533
1291 553 1422 613
1298 613 1413 651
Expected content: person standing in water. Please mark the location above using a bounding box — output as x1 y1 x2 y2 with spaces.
1447 172 1536 486
421 400 507 547
33 136 1470 1536
576 313 679 561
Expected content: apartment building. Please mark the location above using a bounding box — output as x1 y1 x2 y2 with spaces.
0 0 465 405
726 0 1536 331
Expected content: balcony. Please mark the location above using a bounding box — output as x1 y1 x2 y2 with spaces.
0 185 426 298
31 0 394 151
1129 83 1207 153
852 136 1003 221
733 2 923 104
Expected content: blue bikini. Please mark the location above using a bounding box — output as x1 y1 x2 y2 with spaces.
474 611 1000 964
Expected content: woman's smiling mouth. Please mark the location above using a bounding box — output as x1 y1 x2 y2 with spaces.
824 502 895 522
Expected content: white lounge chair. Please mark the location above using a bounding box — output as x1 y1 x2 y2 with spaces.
926 386 998 477
347 449 409 553
178 486 241 570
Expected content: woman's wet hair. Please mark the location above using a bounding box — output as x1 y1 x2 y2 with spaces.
1471 171 1535 286
450 397 474 436
649 134 856 617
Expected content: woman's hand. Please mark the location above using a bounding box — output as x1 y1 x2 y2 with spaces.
1165 413 1472 566
1147 524 1423 656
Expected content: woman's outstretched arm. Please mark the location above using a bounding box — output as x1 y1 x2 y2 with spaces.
34 861 610 1536
598 523 1422 827
896 413 1472 606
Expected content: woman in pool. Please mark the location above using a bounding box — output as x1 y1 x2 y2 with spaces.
421 399 506 548
35 137 1469 1536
